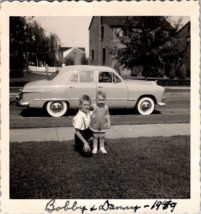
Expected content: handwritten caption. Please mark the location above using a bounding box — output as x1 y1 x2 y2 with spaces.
45 199 177 213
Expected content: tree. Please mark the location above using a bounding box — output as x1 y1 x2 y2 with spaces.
10 17 33 72
81 53 88 65
109 16 182 79
10 17 61 75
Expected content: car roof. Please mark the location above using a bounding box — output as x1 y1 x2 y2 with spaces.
55 65 117 82
57 65 115 72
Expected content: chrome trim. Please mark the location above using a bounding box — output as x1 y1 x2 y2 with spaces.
16 100 29 107
158 102 166 106
34 98 136 101
34 98 78 101
107 98 127 101
23 90 50 93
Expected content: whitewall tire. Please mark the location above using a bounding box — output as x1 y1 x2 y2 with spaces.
137 97 155 115
46 101 68 117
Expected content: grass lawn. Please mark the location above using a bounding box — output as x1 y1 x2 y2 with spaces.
10 136 190 199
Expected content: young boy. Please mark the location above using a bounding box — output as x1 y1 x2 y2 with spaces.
72 95 93 157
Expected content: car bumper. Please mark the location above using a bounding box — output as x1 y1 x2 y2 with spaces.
16 96 29 107
158 102 166 106
158 95 165 106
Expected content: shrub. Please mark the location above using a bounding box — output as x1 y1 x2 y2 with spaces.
64 56 75 66
131 66 143 76
142 66 158 77
169 63 176 79
178 64 186 79
157 79 190 86
158 67 164 77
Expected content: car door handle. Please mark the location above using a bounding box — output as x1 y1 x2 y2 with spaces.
68 86 74 88
97 86 103 88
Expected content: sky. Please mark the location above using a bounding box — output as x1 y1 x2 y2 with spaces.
34 16 190 58
34 16 92 57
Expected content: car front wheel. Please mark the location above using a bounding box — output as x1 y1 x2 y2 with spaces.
46 101 68 117
136 97 155 115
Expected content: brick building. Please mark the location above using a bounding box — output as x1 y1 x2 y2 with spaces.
88 16 174 72
176 22 190 77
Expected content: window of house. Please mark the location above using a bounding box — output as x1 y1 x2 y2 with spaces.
114 28 123 37
102 48 106 65
79 71 94 83
91 50 94 61
101 26 104 40
99 72 112 83
186 36 190 45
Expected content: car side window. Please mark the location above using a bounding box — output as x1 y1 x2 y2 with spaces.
113 73 121 83
79 71 94 83
71 73 78 83
99 72 113 83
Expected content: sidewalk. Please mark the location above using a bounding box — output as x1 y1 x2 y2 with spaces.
10 123 190 142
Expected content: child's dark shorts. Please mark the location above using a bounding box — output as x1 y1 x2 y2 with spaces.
74 128 93 157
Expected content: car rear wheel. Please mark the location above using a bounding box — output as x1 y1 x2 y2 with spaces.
46 101 68 117
136 97 155 115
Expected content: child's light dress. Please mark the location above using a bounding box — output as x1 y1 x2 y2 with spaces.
90 104 108 132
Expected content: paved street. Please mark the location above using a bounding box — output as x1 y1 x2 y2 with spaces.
10 92 190 129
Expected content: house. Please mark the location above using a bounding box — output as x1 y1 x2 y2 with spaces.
60 47 86 65
88 16 175 73
176 21 190 77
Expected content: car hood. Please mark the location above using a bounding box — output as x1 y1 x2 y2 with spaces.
125 79 157 85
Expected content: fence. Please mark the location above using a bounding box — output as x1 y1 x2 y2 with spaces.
28 66 56 73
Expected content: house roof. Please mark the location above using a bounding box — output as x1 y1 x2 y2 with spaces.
88 17 95 30
60 46 85 52
63 47 85 58
176 21 190 34
89 16 174 31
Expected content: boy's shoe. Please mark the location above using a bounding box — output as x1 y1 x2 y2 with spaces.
100 147 107 154
92 147 98 154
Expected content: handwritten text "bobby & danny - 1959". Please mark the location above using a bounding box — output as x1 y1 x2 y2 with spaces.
45 199 177 213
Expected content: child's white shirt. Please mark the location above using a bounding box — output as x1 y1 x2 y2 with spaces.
72 110 92 130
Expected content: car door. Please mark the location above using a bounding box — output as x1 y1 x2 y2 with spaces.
68 70 96 108
97 71 128 108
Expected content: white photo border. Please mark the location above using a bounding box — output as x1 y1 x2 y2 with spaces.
1 1 200 213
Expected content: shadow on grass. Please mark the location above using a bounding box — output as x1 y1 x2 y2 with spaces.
10 136 190 199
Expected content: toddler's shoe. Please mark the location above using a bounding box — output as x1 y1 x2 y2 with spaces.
92 147 98 154
100 147 107 154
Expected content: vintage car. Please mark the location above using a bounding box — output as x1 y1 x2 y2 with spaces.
16 65 165 117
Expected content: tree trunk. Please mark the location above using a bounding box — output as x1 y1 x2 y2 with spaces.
36 56 38 67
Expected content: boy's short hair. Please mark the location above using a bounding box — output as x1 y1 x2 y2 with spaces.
96 90 106 99
79 94 91 105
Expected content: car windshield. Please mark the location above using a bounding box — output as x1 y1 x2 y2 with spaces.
47 70 59 80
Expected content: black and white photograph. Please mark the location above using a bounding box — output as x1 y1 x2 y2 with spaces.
1 1 200 213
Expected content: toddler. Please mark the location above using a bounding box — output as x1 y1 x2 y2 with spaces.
90 91 110 154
